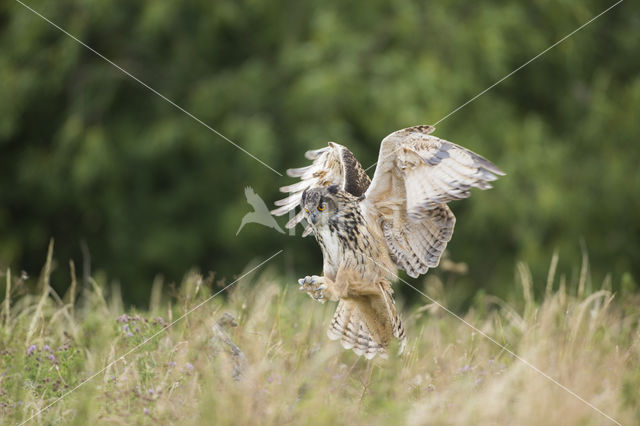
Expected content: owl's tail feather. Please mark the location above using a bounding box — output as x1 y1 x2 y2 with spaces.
327 293 406 359
327 300 384 359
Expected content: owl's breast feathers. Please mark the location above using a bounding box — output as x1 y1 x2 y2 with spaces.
315 197 394 283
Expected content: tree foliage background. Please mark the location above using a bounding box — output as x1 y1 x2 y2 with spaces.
1 0 638 305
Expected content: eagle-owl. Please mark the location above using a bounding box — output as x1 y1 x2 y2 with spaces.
272 125 504 359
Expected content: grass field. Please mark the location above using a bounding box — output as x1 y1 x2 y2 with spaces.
1 246 639 425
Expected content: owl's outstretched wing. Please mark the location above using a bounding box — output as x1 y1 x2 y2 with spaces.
363 125 504 277
271 142 370 236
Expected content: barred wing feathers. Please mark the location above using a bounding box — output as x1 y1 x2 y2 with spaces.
364 125 504 277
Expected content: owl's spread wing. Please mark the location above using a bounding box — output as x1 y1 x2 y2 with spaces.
272 142 370 236
363 125 505 277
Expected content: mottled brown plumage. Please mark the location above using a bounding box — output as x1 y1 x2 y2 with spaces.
273 125 504 358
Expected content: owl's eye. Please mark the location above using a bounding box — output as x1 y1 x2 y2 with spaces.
317 203 326 212
304 208 309 213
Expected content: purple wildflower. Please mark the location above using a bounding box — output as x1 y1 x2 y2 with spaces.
27 345 36 356
267 375 281 384
457 364 472 374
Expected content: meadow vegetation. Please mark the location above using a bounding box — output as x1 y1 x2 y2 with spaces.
1 246 638 425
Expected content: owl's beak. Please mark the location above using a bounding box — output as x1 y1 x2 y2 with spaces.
309 212 318 224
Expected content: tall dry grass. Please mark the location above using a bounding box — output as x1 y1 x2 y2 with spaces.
0 248 638 425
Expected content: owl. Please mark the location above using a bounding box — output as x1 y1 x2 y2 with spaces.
272 125 504 358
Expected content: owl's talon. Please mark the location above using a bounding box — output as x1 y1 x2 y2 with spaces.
297 275 326 303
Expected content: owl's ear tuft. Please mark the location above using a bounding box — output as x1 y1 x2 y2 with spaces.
327 184 339 195
301 188 309 204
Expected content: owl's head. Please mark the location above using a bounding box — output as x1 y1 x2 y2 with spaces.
301 185 342 228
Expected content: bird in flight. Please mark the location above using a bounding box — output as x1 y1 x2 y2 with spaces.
272 125 504 358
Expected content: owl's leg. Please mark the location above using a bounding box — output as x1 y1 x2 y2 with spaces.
298 271 382 302
298 275 338 303
333 268 386 298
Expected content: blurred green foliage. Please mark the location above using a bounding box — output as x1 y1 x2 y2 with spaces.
1 0 638 305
